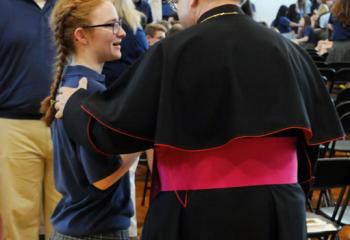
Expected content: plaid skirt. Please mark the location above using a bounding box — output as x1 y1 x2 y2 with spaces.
50 230 129 240
326 40 350 63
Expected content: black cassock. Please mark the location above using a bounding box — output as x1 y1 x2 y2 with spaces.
63 4 344 240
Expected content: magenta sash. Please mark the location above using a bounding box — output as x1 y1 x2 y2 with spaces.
156 137 298 191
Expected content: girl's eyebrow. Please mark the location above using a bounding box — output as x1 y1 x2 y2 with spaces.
105 18 118 23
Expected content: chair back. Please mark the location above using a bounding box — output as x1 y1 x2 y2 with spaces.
327 63 350 71
307 49 317 55
334 68 350 84
313 158 350 189
312 55 326 62
340 114 350 136
334 89 350 134
335 88 350 105
316 61 328 68
319 68 336 82
328 68 350 93
319 68 336 91
312 158 350 224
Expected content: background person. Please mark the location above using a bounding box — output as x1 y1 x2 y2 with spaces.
40 0 136 239
0 1 61 239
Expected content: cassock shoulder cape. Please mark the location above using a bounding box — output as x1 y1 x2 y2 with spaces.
63 5 344 191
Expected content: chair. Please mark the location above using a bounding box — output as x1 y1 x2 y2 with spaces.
318 68 336 92
141 165 151 206
138 153 151 206
329 114 350 158
312 54 326 62
307 49 318 55
334 88 350 105
328 91 350 157
328 68 350 94
320 76 327 85
327 62 350 71
315 61 328 68
307 157 350 239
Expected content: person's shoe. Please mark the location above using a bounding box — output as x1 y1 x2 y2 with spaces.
130 237 139 240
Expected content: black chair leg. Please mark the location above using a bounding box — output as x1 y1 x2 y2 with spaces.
330 232 340 240
307 199 313 212
141 167 150 206
325 189 335 207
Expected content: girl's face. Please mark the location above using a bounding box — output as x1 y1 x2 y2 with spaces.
86 1 126 63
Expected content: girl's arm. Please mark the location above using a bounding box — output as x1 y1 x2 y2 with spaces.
93 152 140 190
294 36 309 44
290 21 301 28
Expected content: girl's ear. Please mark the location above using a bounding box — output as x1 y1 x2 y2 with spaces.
74 27 89 45
190 0 199 8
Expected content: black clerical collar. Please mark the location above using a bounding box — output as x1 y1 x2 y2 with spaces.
197 4 243 24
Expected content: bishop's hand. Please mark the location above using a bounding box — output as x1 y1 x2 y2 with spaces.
55 77 88 118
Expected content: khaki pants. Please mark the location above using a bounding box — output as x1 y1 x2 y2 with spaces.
0 118 61 240
0 216 3 240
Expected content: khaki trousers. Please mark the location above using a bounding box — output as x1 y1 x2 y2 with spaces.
0 118 61 240
0 216 3 240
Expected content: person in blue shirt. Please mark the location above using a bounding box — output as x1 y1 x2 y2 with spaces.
162 0 178 20
313 3 331 40
272 5 300 39
293 16 317 49
40 0 136 239
288 4 302 33
0 1 61 239
241 0 255 18
326 0 350 63
134 0 154 27
311 0 320 13
297 0 312 16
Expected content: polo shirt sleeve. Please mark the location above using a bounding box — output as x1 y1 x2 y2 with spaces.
280 17 291 27
303 27 312 38
328 14 334 24
135 28 149 52
146 4 153 23
78 146 122 183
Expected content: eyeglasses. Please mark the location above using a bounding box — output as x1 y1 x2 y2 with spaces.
167 0 178 11
82 19 123 35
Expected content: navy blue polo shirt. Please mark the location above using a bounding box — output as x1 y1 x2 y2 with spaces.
51 65 133 236
275 17 292 34
0 0 56 119
162 1 177 19
135 0 153 24
329 14 350 41
302 26 317 45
